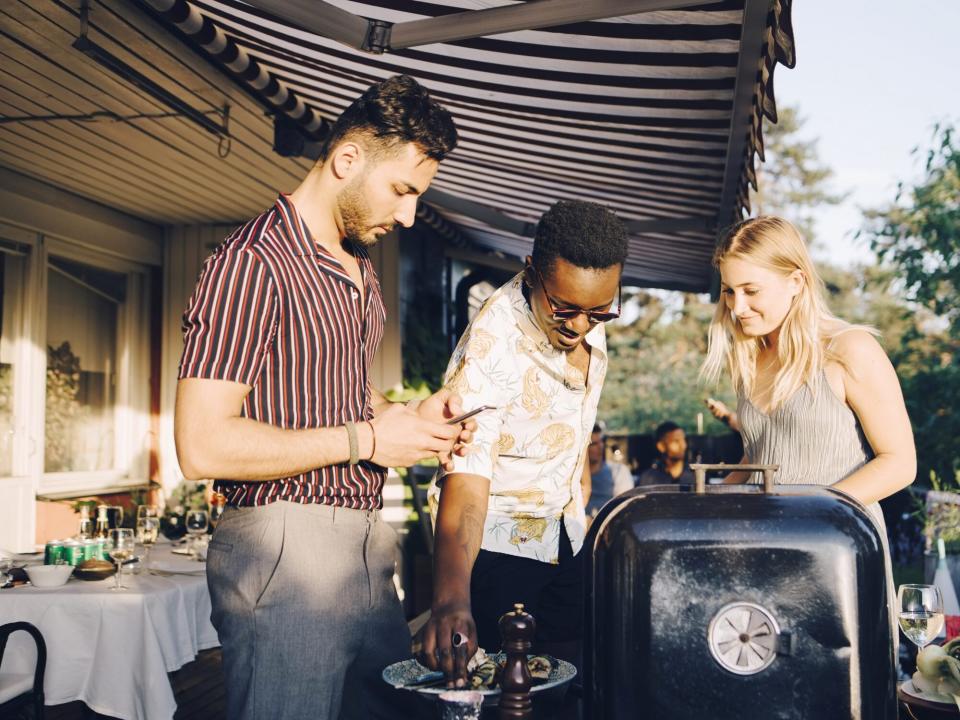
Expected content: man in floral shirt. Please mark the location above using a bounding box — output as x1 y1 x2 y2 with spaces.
417 200 628 687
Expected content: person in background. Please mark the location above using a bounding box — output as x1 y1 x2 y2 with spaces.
586 422 635 517
174 75 469 720
637 421 695 486
417 200 629 689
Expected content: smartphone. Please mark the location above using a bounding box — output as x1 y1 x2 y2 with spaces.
446 405 497 425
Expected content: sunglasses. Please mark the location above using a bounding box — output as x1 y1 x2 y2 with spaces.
530 265 621 324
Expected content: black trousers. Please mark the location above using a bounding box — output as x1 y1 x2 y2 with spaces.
470 523 584 653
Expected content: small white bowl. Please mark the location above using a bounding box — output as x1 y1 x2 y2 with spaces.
24 564 74 588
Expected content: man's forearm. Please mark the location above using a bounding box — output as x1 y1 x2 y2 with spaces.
432 475 490 608
176 414 365 481
433 504 485 607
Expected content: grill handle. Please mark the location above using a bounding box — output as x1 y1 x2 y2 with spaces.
689 463 780 495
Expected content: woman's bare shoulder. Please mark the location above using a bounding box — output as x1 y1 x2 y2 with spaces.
828 327 884 360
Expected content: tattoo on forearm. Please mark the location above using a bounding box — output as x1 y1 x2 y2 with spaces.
457 503 484 561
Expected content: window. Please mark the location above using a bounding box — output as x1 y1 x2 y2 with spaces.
45 258 125 473
0 227 151 499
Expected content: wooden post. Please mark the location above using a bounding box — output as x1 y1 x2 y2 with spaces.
498 602 534 720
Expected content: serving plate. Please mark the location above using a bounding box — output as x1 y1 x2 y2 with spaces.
382 653 575 707
900 679 960 712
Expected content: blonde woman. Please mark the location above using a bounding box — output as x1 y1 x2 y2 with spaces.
701 216 915 522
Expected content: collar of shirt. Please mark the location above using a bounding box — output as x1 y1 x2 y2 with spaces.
271 194 371 291
504 273 607 391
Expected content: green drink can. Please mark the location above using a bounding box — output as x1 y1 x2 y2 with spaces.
44 540 65 565
82 539 100 561
63 540 84 566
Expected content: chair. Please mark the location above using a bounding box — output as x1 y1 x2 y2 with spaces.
0 621 46 719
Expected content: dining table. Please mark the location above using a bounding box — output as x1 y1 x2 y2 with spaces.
0 540 219 720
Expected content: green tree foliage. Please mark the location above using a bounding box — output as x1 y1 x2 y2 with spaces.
45 341 86 472
752 106 846 243
600 291 736 435
861 124 960 487
864 124 960 336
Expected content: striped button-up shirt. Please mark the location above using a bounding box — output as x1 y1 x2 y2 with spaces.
178 194 387 509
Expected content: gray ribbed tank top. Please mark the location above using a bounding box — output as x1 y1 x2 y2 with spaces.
737 369 887 536
738 370 873 488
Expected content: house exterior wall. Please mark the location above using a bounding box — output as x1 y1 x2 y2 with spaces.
0 168 161 550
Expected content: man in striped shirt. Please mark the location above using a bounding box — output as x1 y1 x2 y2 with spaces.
175 75 468 720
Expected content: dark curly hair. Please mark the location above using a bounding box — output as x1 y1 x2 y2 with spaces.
319 75 458 162
655 421 682 442
531 199 628 277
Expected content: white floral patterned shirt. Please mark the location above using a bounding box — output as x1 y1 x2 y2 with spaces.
429 273 607 564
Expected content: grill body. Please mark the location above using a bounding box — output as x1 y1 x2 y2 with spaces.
583 484 897 720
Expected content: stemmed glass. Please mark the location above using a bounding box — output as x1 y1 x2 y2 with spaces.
0 555 12 588
898 584 945 649
208 493 226 531
108 528 135 591
185 510 209 560
136 505 160 569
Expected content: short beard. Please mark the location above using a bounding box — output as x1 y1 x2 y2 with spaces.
337 175 376 247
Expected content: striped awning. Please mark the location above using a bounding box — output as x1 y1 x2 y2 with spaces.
140 0 795 291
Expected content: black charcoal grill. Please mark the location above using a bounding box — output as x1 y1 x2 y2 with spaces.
583 464 897 720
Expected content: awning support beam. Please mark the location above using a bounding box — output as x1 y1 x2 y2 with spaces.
389 0 724 50
242 0 370 50
243 0 723 53
715 0 770 228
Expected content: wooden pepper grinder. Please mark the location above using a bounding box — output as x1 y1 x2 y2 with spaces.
498 602 535 720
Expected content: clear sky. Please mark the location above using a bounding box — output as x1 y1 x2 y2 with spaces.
774 0 960 267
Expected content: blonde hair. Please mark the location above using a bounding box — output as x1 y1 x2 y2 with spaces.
700 216 869 411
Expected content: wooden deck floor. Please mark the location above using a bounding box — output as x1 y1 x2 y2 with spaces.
15 648 226 720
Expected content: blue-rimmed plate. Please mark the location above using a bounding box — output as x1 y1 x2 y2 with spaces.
382 653 576 707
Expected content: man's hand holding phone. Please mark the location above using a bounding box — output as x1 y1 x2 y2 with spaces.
414 389 486 469
446 405 497 425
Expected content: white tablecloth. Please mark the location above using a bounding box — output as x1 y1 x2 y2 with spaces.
0 544 220 720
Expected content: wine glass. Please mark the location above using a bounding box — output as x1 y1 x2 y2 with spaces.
0 555 12 587
208 494 226 531
106 505 124 530
136 515 160 569
108 528 135 591
898 584 944 649
185 510 209 559
137 504 159 524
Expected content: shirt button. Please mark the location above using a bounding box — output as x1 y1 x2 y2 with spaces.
351 290 359 300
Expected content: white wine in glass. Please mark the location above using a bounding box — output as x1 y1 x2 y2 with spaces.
898 584 944 648
108 528 135 591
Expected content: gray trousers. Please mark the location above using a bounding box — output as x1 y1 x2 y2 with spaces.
207 500 420 720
